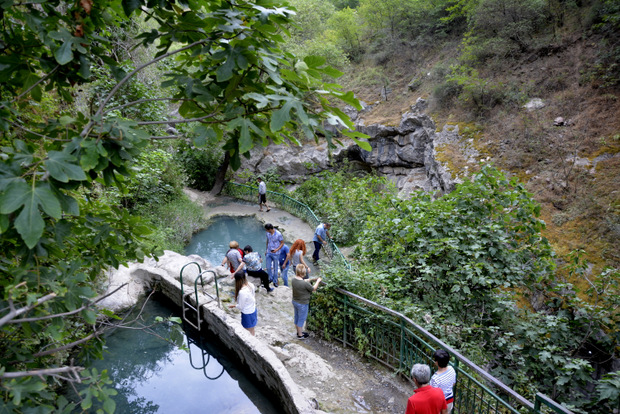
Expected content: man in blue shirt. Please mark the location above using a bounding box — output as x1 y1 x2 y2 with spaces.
312 222 331 263
265 223 284 286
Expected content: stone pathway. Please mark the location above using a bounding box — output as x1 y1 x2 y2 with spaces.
185 189 412 414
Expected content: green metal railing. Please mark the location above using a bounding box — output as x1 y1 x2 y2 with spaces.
221 181 572 414
327 289 573 414
222 181 350 269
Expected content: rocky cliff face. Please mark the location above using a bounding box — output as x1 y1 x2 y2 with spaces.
238 100 456 198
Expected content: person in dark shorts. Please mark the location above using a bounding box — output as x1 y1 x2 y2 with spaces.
257 177 270 212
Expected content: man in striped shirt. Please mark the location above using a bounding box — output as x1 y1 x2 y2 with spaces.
430 349 456 414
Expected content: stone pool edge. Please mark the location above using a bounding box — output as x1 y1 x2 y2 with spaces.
157 266 320 414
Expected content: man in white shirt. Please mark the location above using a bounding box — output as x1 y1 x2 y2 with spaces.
257 177 270 212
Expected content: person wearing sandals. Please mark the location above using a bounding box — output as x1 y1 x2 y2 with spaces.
291 264 321 339
237 245 273 293
283 239 311 280
228 270 257 336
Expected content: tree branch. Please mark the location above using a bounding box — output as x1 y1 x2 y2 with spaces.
137 113 218 125
8 283 128 324
103 98 193 115
11 122 70 141
0 66 59 111
150 135 183 140
32 331 100 358
0 366 84 380
0 293 57 327
81 38 209 138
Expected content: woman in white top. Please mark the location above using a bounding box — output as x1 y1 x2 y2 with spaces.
283 239 311 280
228 270 257 335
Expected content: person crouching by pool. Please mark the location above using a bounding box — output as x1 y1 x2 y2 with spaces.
221 241 244 274
237 245 273 293
228 270 257 336
291 264 321 339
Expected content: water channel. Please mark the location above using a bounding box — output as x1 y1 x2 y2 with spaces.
78 216 282 413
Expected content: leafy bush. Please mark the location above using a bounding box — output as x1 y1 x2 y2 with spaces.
310 166 618 411
117 148 186 209
135 196 208 252
589 0 620 87
174 141 223 192
470 0 546 54
292 169 396 245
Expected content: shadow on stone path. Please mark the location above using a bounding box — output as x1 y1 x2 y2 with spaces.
186 189 412 413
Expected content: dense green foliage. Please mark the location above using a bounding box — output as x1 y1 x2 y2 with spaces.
173 140 223 192
292 168 396 245
308 166 619 412
0 0 369 410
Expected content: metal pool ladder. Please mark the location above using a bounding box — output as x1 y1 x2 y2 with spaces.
179 262 220 331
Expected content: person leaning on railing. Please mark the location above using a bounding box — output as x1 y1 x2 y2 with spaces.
312 222 331 264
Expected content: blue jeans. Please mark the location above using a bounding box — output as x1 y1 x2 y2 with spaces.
292 301 309 328
312 241 322 261
280 263 289 286
266 252 279 284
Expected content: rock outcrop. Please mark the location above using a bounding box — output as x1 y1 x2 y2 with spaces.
97 250 226 312
238 99 456 198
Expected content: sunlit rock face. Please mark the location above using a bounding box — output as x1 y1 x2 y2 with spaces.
238 104 455 198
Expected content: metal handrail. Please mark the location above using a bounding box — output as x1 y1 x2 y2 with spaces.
334 288 534 411
179 262 220 331
221 181 573 414
222 181 350 269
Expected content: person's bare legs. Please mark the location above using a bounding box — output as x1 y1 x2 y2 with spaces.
247 327 255 336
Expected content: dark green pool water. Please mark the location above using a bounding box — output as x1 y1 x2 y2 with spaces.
80 216 281 413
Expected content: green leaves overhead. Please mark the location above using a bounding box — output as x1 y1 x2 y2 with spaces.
0 181 61 248
0 0 370 408
45 151 87 183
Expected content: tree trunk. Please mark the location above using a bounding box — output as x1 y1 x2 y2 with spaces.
210 151 230 195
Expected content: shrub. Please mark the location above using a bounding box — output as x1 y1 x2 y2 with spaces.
135 196 208 252
174 141 223 192
293 170 396 245
118 148 186 209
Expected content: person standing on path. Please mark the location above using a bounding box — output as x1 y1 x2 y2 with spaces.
237 245 273 292
264 223 284 287
278 242 290 286
283 239 311 280
228 270 257 336
405 364 448 414
257 177 270 212
291 264 321 339
430 349 456 414
312 222 331 263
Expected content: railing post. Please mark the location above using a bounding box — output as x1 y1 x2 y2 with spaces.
343 294 348 345
399 316 405 373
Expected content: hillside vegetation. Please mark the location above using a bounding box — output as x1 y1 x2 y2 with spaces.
284 0 620 273
0 0 618 412
282 0 620 412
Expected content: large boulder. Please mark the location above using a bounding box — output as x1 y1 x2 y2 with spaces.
238 109 456 198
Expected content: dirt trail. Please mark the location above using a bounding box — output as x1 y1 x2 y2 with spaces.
185 189 412 413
